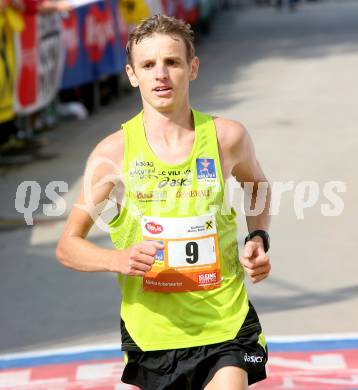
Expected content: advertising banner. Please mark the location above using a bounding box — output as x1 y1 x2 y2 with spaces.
161 0 198 23
60 0 126 90
15 12 64 114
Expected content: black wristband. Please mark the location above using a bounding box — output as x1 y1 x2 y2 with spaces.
244 230 270 252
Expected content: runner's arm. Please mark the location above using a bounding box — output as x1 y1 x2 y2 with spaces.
216 117 271 233
55 132 163 275
216 118 271 283
56 132 124 272
230 125 271 234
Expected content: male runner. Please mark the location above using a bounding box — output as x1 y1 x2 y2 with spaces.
57 14 271 390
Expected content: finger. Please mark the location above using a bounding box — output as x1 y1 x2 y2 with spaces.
240 254 270 269
243 241 256 258
240 256 252 269
143 240 164 249
138 243 157 256
134 253 156 266
141 241 164 256
152 241 164 249
240 256 257 270
251 255 270 268
250 272 269 284
132 261 152 273
244 264 271 277
127 257 152 274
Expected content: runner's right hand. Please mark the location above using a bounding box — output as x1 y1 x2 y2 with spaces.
116 241 164 276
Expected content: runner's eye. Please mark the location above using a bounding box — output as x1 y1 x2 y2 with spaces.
143 62 154 69
166 59 178 66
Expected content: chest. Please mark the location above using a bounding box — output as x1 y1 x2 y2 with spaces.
145 133 195 166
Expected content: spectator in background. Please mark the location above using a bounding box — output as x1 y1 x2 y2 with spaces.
0 0 71 161
0 0 24 157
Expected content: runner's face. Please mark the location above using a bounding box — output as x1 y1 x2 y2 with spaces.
126 33 199 112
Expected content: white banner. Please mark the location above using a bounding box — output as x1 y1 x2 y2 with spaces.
15 12 65 114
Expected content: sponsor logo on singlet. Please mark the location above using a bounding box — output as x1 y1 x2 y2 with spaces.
196 158 216 180
198 272 218 285
145 222 163 234
154 241 164 263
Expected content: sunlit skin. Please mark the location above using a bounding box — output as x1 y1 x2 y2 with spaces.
126 33 199 115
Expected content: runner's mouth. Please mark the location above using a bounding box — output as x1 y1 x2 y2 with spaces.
153 87 172 92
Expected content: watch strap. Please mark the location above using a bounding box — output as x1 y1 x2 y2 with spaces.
244 230 270 252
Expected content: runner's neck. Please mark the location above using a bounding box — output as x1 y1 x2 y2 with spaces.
143 101 193 135
143 107 194 144
142 108 196 166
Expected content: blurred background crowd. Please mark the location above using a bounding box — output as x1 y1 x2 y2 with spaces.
0 0 315 164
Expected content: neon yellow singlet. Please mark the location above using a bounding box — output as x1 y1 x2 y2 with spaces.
109 109 249 351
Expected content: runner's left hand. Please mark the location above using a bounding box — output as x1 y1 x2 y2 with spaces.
240 238 271 284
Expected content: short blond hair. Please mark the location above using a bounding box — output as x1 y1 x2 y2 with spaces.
126 14 195 67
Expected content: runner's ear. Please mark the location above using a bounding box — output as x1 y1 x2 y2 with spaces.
126 64 139 88
189 56 199 81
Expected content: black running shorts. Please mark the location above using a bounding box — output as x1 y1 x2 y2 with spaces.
121 302 268 389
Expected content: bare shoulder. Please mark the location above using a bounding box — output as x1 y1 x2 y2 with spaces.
213 116 248 153
90 129 124 163
86 129 124 174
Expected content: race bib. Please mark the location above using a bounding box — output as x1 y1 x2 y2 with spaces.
141 214 221 292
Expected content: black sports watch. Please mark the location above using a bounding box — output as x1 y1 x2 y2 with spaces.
244 230 270 252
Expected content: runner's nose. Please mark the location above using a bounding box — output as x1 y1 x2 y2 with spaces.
155 64 169 80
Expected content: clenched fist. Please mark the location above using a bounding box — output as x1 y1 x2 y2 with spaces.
116 241 164 276
240 237 271 284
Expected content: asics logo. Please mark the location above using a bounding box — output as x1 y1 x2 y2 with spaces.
244 353 263 363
